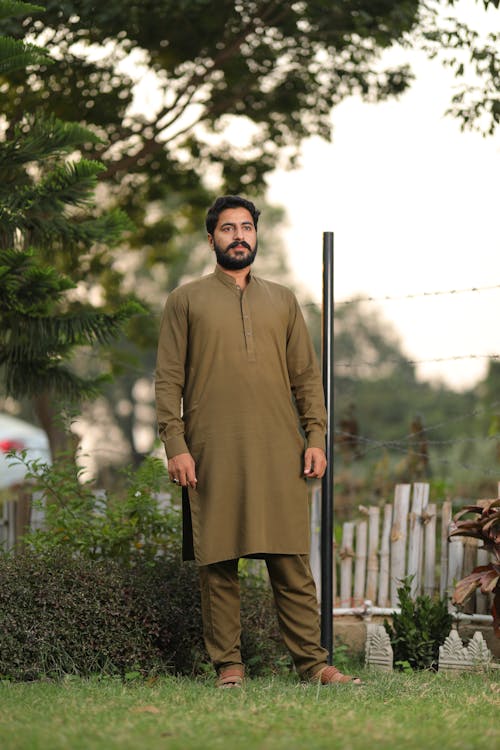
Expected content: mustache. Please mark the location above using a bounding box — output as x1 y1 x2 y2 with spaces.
225 240 251 251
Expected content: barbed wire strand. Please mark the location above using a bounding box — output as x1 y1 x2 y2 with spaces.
301 281 500 309
335 353 500 369
337 398 500 443
335 429 500 450
333 430 500 479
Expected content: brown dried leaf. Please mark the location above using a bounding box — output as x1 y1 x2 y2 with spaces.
479 564 500 594
476 498 500 512
452 568 486 604
449 527 485 543
482 513 500 534
453 506 483 523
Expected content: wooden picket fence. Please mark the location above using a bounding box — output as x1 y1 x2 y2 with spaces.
309 482 493 615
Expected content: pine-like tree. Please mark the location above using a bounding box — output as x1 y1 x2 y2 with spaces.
0 1 140 457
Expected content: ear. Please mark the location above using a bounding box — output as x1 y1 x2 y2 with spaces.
207 233 214 250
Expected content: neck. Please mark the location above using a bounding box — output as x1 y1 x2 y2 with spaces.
217 264 251 288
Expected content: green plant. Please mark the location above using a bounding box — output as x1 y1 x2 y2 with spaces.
0 550 170 680
384 577 452 671
449 498 500 637
0 547 291 680
17 455 181 565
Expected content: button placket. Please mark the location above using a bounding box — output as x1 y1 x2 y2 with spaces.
240 292 256 361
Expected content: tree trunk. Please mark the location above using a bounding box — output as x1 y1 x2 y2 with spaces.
33 392 75 461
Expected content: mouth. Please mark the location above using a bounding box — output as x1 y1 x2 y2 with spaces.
227 242 251 253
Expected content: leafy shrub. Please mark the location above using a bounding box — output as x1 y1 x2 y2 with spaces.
384 577 452 671
0 549 287 681
18 455 181 564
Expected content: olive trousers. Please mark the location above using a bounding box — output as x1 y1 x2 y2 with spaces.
198 554 328 680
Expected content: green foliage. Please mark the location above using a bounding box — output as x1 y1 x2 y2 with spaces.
0 1 47 73
0 1 43 19
384 577 452 671
0 545 287 680
0 33 49 72
0 247 143 400
16 456 179 564
0 549 201 680
0 114 103 168
1 1 422 186
0 3 141 410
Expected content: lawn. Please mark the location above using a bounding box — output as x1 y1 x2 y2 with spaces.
1 669 499 750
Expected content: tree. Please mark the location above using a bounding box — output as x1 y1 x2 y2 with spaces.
0 0 140 457
1 1 497 290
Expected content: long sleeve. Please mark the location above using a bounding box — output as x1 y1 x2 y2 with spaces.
286 295 327 451
155 290 189 458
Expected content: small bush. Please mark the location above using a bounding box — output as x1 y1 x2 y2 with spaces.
0 549 287 681
19 456 181 564
384 577 452 671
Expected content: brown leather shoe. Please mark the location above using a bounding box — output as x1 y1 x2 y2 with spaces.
216 665 244 688
311 665 362 685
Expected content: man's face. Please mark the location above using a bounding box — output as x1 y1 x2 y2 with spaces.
209 207 258 270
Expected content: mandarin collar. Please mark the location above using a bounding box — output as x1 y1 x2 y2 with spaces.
214 264 252 289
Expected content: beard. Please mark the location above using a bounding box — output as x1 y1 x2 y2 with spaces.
214 239 258 270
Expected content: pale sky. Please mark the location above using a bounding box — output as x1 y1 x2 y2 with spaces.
267 3 499 391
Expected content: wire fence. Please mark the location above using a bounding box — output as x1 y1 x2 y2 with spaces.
311 280 500 504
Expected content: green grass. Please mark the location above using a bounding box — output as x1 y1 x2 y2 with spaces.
1 670 499 750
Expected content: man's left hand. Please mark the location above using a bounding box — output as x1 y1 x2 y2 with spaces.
303 447 327 479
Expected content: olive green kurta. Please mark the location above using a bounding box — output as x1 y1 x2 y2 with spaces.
155 265 326 566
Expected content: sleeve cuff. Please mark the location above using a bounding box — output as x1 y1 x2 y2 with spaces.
306 431 326 452
165 435 189 459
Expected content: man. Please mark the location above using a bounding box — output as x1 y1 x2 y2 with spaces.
155 195 360 687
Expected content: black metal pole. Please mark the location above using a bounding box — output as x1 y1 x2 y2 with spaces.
321 231 334 660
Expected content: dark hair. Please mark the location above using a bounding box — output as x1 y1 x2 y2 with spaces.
205 195 260 235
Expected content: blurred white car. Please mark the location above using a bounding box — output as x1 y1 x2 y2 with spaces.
0 413 51 489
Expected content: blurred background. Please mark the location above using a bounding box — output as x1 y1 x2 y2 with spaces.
1 0 499 513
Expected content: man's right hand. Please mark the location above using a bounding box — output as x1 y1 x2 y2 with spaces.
168 452 197 489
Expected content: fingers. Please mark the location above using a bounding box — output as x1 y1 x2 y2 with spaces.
168 453 197 489
303 448 327 479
